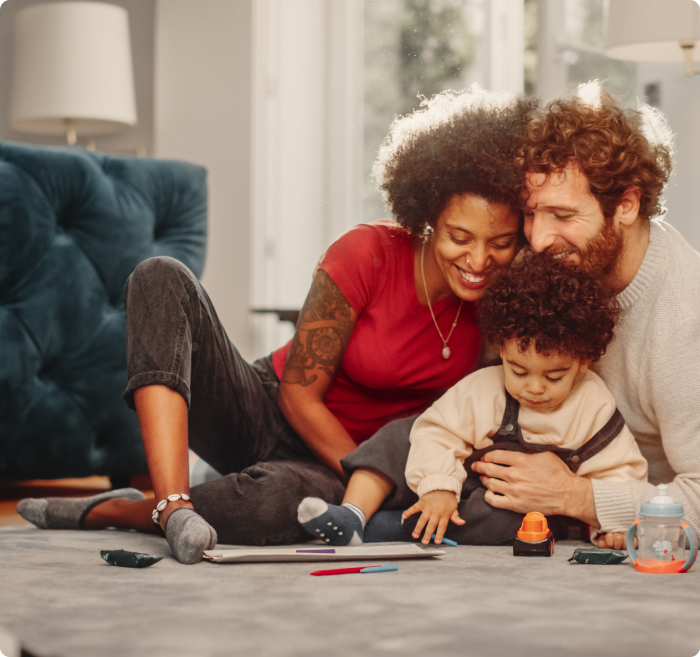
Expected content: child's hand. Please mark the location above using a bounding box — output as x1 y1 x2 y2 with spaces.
596 532 627 550
402 490 465 545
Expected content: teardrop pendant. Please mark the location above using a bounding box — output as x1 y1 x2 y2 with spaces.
442 346 451 360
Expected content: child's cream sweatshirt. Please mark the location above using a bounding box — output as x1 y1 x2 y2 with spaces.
406 366 648 532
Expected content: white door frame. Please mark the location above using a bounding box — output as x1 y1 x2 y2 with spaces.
250 0 363 358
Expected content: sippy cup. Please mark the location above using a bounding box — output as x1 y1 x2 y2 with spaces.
626 484 698 574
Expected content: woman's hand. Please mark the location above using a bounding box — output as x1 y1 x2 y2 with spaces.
472 450 600 526
278 270 359 480
402 490 465 544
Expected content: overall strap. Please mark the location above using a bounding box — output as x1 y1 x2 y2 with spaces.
496 389 521 437
462 389 522 479
563 408 626 473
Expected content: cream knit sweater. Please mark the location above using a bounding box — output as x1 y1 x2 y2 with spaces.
406 366 648 532
590 218 700 532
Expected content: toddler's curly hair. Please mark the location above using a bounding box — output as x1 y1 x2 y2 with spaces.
479 255 619 362
373 85 537 234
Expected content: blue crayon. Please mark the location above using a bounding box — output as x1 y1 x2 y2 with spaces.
360 565 399 574
431 534 458 547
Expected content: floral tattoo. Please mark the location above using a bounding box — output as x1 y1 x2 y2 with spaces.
282 270 355 387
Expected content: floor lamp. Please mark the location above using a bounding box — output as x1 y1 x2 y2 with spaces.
606 0 700 76
9 1 137 147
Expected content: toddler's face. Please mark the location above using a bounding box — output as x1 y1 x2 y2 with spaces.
500 340 590 413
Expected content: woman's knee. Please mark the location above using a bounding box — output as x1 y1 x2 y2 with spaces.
125 256 196 307
127 256 194 290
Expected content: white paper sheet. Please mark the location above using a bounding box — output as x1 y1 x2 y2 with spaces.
202 543 446 563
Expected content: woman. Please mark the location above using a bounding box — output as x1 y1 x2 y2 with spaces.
18 87 535 563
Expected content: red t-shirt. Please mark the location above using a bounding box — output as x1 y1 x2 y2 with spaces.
272 221 482 444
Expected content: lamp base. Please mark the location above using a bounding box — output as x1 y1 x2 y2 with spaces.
64 118 77 145
680 41 700 76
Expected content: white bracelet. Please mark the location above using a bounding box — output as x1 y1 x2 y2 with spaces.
151 493 191 525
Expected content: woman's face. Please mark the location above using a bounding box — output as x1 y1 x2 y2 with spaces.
431 194 520 302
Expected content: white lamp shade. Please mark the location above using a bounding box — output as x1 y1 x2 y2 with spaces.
10 1 137 136
606 0 700 62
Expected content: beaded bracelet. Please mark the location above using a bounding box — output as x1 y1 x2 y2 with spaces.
152 493 191 525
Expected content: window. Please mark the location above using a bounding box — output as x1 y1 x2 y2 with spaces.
531 0 637 101
363 0 522 223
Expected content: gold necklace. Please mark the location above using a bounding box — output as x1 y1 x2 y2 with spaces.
420 241 463 360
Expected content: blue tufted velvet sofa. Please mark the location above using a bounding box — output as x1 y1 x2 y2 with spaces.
0 141 207 482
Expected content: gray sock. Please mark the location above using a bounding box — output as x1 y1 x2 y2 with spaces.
164 508 217 565
297 498 365 546
16 488 146 529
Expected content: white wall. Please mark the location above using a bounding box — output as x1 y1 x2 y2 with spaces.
636 63 700 251
0 0 154 154
154 0 255 359
488 0 525 93
250 0 363 357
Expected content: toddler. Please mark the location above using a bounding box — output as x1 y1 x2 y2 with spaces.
298 256 648 546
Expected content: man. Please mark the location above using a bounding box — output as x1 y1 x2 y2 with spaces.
472 82 700 547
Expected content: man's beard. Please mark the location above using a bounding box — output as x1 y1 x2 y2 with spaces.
574 218 623 278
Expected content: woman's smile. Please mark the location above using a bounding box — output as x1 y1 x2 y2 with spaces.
454 263 488 289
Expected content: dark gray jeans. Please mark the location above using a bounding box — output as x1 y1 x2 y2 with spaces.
123 256 344 545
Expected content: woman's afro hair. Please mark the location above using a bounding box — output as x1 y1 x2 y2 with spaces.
479 254 619 363
373 85 538 235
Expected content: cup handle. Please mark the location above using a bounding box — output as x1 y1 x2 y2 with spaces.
626 521 639 563
681 524 699 572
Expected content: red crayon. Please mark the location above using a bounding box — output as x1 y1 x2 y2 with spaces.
310 565 398 576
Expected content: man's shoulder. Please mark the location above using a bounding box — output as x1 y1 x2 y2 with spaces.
655 218 700 266
652 219 700 313
611 219 700 361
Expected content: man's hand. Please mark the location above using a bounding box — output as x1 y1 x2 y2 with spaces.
471 450 599 526
596 533 631 550
402 490 465 545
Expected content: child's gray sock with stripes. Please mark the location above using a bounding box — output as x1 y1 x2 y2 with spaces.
297 498 365 546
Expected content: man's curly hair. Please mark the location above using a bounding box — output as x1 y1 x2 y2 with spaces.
373 85 538 235
520 81 674 221
479 255 619 363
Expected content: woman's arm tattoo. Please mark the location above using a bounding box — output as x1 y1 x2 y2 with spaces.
282 270 355 388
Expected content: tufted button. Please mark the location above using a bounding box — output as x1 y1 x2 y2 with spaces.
571 455 580 463
505 423 514 432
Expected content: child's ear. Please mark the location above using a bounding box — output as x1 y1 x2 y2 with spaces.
579 359 592 374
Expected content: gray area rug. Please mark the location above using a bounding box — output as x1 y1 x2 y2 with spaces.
1 525 698 657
